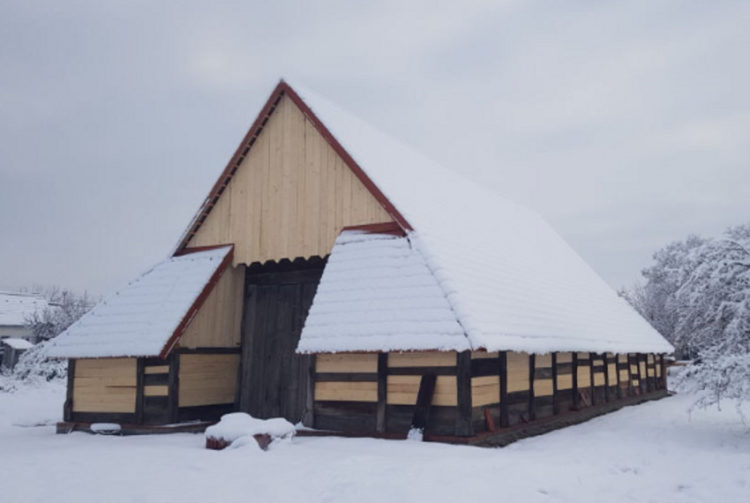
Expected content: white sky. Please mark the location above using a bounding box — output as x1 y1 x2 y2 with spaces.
1 1 749 295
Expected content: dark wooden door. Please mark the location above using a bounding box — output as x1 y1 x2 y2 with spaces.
239 259 324 423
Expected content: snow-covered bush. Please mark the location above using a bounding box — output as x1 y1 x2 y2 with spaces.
623 224 750 411
24 286 95 342
0 341 67 392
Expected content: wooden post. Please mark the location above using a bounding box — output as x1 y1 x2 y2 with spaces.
135 357 145 424
636 353 644 395
589 352 596 406
603 353 610 403
376 352 388 433
615 354 623 399
455 351 473 436
168 352 180 423
63 359 75 422
551 352 559 415
572 352 579 409
660 354 667 389
528 354 536 421
498 351 509 427
410 374 437 433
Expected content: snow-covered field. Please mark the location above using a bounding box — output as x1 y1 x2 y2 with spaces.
1 383 748 503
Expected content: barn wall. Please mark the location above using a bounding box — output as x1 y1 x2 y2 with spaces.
72 358 137 413
177 352 239 408
178 264 245 349
187 95 393 264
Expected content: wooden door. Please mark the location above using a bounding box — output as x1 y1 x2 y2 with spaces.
239 259 325 423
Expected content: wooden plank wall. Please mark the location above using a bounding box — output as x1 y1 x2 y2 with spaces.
72 358 137 413
179 264 245 349
187 95 393 265
178 353 239 407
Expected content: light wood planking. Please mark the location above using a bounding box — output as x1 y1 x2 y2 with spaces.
73 358 136 413
178 264 245 349
315 381 377 402
187 95 394 264
507 351 529 392
388 351 456 368
178 353 239 407
387 376 457 406
577 362 591 388
471 351 499 359
534 378 554 396
144 385 168 397
557 352 572 364
557 374 573 390
316 353 378 373
144 366 169 374
472 376 500 406
536 354 552 368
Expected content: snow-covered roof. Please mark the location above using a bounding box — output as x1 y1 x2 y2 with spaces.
48 246 232 358
1 337 34 350
298 230 469 353
289 81 673 355
0 292 48 327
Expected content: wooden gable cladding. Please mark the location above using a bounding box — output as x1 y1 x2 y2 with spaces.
187 94 394 265
178 264 245 349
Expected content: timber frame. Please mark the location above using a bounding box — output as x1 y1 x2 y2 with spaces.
303 350 669 445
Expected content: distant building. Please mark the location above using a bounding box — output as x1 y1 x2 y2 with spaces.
0 291 50 343
1 337 34 370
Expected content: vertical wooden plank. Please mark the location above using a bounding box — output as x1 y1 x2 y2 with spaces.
636 353 643 395
660 354 667 390
135 358 145 424
376 352 387 433
168 352 180 423
455 351 473 436
64 359 75 422
616 353 623 399
302 354 316 427
551 352 559 415
498 351 509 427
528 354 536 421
572 352 579 409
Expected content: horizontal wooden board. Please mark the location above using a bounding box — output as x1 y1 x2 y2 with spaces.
73 358 137 413
178 353 239 407
557 373 573 390
556 352 573 364
388 351 456 368
144 385 168 397
507 352 529 393
315 381 377 402
577 366 591 387
534 378 553 396
386 375 457 406
316 353 377 373
593 373 606 387
471 351 499 360
536 354 552 368
144 365 169 375
472 375 501 407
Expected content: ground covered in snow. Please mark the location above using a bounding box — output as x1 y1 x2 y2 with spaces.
1 383 748 503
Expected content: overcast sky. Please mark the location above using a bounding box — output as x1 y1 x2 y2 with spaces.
1 1 749 296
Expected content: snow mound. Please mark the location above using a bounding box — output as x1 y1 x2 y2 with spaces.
205 413 295 446
90 423 122 434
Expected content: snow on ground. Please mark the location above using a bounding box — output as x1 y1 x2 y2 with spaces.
1 383 748 503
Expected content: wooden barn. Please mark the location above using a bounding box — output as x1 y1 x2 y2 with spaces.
50 80 673 444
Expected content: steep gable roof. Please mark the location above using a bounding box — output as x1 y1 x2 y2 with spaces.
48 246 233 358
280 81 671 354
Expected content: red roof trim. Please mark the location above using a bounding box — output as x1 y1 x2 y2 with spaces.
158 245 234 358
175 80 411 253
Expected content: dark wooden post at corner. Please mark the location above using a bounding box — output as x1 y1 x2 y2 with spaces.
455 351 473 436
498 351 509 427
376 352 388 433
588 352 596 406
603 353 610 403
63 359 76 422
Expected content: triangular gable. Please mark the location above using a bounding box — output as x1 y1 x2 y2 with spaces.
48 245 234 359
174 81 412 257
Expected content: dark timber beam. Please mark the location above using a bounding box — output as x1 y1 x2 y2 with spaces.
603 353 610 403
455 351 473 436
498 351 509 427
63 359 75 422
168 352 180 423
135 358 145 425
528 354 536 421
376 353 387 433
410 374 437 433
589 352 596 406
572 353 579 409
552 352 559 415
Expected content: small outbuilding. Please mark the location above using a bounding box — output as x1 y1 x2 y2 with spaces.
1 337 34 371
50 80 672 443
